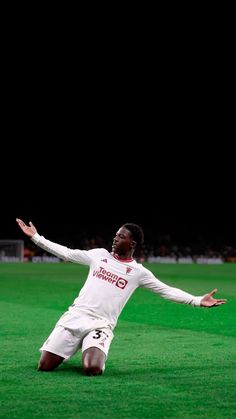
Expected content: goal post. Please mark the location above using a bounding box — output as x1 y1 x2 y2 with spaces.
0 240 24 262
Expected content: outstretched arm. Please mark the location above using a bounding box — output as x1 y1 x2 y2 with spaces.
16 218 91 265
140 269 227 307
200 288 227 307
16 218 37 237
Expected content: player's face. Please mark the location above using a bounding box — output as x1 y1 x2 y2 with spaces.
112 227 134 256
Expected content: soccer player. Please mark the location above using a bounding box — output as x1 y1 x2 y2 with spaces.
16 218 227 376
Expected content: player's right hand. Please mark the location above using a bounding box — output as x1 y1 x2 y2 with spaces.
16 218 37 238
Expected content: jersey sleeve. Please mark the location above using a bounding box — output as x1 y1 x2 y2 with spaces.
31 233 98 265
139 267 203 307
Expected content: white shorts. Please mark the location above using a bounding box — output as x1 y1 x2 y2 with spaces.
40 310 114 361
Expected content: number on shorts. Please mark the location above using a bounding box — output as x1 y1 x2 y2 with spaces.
93 329 102 339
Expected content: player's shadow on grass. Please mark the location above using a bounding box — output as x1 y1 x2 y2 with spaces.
36 364 84 375
25 363 83 375
59 364 83 374
27 362 210 378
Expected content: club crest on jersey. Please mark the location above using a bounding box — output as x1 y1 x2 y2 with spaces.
101 258 107 263
126 267 132 274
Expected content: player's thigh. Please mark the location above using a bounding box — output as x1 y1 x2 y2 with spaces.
40 325 82 361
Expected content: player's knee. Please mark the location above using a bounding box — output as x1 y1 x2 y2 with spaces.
83 365 103 376
38 360 55 371
82 347 106 376
38 351 63 371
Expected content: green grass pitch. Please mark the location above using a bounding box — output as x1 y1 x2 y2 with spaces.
0 263 236 418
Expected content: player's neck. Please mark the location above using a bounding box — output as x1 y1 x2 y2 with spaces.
111 252 134 262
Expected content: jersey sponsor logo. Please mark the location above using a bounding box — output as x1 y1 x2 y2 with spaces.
93 267 128 290
116 278 128 289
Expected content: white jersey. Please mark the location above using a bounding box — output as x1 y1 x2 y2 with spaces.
32 233 203 329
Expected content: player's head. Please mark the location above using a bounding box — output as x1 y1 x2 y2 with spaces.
112 223 144 257
123 223 144 247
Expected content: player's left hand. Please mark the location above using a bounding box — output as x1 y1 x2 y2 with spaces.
200 288 227 307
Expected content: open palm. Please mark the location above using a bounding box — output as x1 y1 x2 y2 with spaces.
200 288 227 307
16 218 37 238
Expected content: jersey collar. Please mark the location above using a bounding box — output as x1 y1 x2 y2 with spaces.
111 253 134 263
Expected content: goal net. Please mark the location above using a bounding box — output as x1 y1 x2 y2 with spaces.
0 240 24 262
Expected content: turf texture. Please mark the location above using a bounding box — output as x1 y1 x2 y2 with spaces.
0 263 235 418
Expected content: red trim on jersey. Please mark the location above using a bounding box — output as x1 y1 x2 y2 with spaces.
112 253 133 262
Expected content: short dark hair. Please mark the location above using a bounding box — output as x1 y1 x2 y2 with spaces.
123 223 144 246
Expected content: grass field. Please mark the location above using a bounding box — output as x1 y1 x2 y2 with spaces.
0 263 236 418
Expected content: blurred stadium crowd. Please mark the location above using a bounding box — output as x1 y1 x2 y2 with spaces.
22 232 236 263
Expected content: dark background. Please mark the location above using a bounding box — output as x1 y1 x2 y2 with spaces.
1 26 234 249
1 139 235 250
